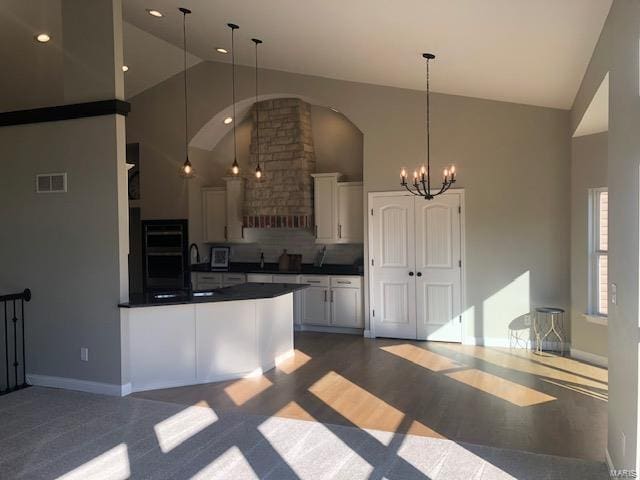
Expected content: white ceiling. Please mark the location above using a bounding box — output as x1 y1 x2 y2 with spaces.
123 0 612 109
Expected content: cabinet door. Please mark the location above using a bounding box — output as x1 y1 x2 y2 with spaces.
337 183 363 243
224 178 246 242
203 189 226 243
313 176 337 242
330 287 363 328
302 286 330 325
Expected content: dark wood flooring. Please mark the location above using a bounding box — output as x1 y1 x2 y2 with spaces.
133 332 608 462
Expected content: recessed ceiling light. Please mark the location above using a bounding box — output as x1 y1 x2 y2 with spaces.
146 9 163 18
216 48 228 54
35 33 50 43
122 65 129 72
223 116 233 125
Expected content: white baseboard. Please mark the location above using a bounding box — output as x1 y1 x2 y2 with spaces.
296 324 363 335
27 374 131 397
463 336 570 351
363 329 374 338
570 348 608 367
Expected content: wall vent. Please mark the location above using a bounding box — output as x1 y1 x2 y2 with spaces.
36 173 67 193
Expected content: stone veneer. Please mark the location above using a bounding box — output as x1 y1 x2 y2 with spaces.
243 98 315 228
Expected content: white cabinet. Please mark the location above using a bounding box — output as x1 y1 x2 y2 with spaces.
311 173 363 244
311 174 338 242
300 275 363 328
247 273 274 283
222 273 246 287
202 188 226 243
201 178 248 244
223 177 246 242
337 183 363 243
193 272 222 290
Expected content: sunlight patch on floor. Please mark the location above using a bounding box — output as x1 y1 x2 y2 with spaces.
57 443 130 480
191 446 258 480
441 344 608 392
276 349 312 374
540 378 608 402
406 420 447 439
446 369 556 407
381 343 463 372
153 405 218 453
224 375 273 406
275 401 316 422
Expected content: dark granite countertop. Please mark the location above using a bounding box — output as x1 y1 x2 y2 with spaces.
119 283 308 308
190 262 364 276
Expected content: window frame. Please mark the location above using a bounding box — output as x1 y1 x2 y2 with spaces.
587 187 608 321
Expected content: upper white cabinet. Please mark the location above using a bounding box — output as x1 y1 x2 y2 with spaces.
337 182 364 243
202 178 248 244
311 173 363 244
202 188 226 243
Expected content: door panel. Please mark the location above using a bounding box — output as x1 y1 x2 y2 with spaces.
331 287 363 328
302 286 330 325
415 195 462 342
370 195 416 339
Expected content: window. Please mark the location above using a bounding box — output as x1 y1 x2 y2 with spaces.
589 188 608 317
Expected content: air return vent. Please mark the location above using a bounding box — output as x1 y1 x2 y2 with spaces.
36 173 67 193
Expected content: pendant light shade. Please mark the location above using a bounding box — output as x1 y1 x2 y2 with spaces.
228 23 240 176
253 38 263 179
400 53 457 199
179 7 194 178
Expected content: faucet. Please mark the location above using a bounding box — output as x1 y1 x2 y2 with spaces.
189 243 200 265
315 245 327 267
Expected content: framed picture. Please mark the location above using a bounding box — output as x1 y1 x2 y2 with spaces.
210 246 230 270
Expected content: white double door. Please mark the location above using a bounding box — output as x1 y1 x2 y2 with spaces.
370 192 463 341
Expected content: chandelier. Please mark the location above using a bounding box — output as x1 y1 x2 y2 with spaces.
400 53 456 199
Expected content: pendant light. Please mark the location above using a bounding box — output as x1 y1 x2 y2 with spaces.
252 37 263 179
400 53 456 199
179 7 194 178
228 23 240 175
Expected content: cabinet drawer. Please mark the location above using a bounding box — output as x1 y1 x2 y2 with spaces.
330 276 362 288
222 273 246 283
197 273 222 282
300 275 329 287
247 274 273 283
272 274 300 284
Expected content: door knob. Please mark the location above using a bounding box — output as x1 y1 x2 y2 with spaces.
409 271 414 276
417 272 422 277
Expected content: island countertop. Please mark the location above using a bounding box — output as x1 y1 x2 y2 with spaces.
119 283 308 308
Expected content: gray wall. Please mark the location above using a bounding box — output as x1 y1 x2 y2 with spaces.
0 115 128 386
127 59 571 344
571 0 640 470
570 132 608 359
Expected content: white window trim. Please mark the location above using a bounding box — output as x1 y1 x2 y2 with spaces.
587 187 608 321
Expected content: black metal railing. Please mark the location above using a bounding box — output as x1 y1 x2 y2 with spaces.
1 289 31 395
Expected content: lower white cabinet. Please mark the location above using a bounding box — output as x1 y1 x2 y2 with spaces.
302 286 331 325
300 275 363 328
193 272 246 289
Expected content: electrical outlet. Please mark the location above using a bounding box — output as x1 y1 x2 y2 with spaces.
523 314 532 327
80 347 89 362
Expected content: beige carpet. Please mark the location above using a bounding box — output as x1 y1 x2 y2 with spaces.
0 387 609 479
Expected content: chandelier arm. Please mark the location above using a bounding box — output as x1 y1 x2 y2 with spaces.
403 184 422 196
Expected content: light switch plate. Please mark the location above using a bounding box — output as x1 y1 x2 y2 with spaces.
611 283 617 305
80 347 89 362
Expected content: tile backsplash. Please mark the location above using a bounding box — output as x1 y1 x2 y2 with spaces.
218 228 363 265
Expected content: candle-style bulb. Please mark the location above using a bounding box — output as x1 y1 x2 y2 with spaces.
444 168 449 178
450 165 456 174
420 165 426 175
401 168 407 178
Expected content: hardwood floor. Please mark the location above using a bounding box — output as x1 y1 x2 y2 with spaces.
133 332 608 462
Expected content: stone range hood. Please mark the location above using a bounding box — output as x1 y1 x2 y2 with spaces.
243 98 315 229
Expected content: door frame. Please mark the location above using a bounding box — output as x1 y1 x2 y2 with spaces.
367 189 466 341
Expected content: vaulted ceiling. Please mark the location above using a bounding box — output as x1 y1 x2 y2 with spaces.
123 0 612 109
1 0 612 111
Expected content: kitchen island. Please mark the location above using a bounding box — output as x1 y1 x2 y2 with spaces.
119 283 306 394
